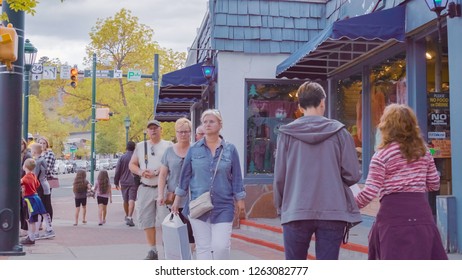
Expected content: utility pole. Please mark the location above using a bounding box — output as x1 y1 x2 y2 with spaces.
153 54 159 118
0 2 26 256
90 53 96 185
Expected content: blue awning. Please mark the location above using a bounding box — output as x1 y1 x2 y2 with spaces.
276 5 406 79
157 63 207 119
161 63 208 87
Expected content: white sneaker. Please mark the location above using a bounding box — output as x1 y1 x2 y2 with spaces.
40 230 56 239
34 233 40 240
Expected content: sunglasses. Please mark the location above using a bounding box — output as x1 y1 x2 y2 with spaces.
150 146 155 156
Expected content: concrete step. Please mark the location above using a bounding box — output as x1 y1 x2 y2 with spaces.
232 218 368 260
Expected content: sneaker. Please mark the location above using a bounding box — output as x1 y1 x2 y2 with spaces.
144 250 158 260
40 230 56 239
34 233 40 240
126 217 135 227
20 236 35 245
124 216 129 223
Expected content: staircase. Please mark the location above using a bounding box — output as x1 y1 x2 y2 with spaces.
232 218 371 260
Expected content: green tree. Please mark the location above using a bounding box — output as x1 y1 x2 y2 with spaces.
79 8 184 152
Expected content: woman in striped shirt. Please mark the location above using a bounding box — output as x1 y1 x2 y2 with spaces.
355 104 447 260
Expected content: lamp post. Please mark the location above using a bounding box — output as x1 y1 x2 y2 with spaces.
23 39 38 139
425 1 461 92
201 58 216 109
124 116 131 144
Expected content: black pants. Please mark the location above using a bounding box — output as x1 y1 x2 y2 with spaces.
20 196 28 231
37 186 53 221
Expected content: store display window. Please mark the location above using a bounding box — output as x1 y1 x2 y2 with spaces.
245 80 304 175
336 53 406 164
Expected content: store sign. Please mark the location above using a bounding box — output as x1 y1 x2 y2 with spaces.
427 92 451 158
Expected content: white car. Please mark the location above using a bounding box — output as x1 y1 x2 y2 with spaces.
99 158 111 170
53 160 67 175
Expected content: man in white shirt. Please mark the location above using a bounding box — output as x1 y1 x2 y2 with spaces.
129 119 173 260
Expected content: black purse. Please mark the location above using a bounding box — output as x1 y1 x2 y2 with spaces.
133 173 141 186
133 133 148 186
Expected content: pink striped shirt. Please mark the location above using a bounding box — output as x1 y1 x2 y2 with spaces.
356 142 440 208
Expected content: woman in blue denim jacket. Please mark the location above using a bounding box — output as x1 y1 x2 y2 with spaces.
172 109 246 260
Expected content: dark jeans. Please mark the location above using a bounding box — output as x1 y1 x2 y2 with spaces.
282 220 346 260
20 196 28 231
37 186 53 221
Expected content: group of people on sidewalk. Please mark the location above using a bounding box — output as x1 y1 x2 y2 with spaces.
19 137 56 245
273 81 447 260
19 82 446 261
125 111 246 260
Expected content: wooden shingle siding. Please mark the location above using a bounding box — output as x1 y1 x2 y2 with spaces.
204 0 326 54
238 0 248 14
248 0 260 15
250 15 262 27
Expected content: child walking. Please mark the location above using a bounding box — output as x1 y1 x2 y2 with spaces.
95 170 112 226
20 158 54 245
73 169 92 226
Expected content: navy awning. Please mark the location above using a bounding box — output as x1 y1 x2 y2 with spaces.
157 63 207 119
161 62 208 87
276 5 406 79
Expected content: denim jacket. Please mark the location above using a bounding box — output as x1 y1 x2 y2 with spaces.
175 138 246 223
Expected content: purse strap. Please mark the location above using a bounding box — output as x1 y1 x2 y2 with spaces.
143 132 148 169
211 148 224 189
189 145 224 198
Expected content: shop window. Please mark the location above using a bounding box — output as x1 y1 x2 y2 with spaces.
246 80 303 175
336 53 406 165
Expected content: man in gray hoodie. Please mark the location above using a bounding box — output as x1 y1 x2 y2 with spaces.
273 81 361 260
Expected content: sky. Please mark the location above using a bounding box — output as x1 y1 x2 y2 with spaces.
25 0 208 69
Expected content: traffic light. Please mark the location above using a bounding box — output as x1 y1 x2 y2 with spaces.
70 67 78 88
0 23 18 71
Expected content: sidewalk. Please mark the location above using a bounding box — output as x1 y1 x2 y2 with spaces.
1 192 280 260
2 191 461 260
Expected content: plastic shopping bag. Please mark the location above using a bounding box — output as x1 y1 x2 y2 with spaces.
161 213 191 260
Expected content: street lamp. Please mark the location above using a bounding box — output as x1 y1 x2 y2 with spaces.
201 58 216 109
124 116 131 144
23 39 38 139
425 1 461 92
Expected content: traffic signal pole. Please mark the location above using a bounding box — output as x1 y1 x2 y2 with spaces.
89 53 158 185
90 54 96 185
153 54 159 118
0 2 26 256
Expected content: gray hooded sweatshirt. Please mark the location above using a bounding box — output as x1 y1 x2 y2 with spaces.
273 115 362 225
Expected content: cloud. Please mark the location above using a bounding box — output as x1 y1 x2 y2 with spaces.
24 0 207 68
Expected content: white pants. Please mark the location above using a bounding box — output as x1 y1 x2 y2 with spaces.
189 217 233 260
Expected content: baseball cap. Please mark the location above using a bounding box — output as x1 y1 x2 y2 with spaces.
27 133 34 139
146 120 161 128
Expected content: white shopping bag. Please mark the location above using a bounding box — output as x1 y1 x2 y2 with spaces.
161 213 191 260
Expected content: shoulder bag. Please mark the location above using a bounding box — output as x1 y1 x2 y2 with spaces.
47 176 60 188
189 148 223 219
132 133 148 186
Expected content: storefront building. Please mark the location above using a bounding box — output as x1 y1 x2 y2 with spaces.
159 0 462 252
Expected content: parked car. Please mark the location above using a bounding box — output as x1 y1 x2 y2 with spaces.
110 158 119 169
74 160 88 171
53 160 67 175
99 158 111 170
95 160 101 171
64 160 75 173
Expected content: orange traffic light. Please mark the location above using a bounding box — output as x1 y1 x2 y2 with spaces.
0 23 18 71
70 67 78 88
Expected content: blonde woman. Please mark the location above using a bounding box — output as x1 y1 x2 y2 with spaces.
172 109 246 260
158 118 195 246
356 104 447 260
